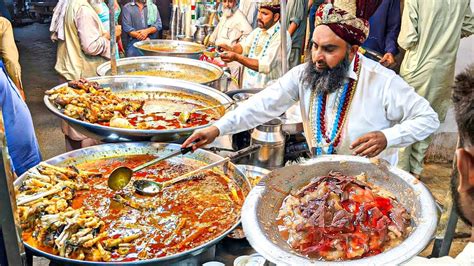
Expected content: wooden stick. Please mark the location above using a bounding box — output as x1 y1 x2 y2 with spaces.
109 0 117 75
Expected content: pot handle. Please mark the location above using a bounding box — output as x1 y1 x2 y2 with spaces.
229 144 262 161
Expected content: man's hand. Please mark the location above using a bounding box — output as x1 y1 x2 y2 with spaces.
181 126 220 151
220 51 238 63
218 43 233 52
131 30 147 40
104 26 122 40
349 131 387 158
115 25 122 38
379 53 395 67
102 31 111 40
136 29 150 39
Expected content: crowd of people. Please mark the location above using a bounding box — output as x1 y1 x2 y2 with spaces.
0 0 472 264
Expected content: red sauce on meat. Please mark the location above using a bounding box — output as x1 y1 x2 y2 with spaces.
277 172 410 261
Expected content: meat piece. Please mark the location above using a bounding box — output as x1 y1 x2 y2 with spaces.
277 171 411 261
331 209 354 228
109 117 133 129
389 203 410 233
327 181 343 195
375 215 391 231
68 79 100 92
308 203 326 227
355 205 367 226
367 207 384 226
301 196 327 218
296 176 327 196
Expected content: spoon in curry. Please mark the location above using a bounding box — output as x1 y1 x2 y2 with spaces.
133 144 261 196
107 145 196 191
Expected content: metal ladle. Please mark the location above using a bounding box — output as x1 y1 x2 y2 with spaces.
133 144 261 196
107 145 195 190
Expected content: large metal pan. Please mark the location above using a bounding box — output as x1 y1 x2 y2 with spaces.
134 40 205 59
15 142 251 265
43 76 233 142
96 56 228 92
242 155 438 265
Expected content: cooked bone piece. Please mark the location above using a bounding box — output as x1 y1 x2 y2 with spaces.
22 178 53 188
83 232 107 248
77 250 85 260
103 233 141 249
97 243 111 262
17 184 65 206
39 163 78 178
24 172 53 183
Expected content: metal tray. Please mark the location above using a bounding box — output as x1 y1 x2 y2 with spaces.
15 142 251 265
44 76 233 142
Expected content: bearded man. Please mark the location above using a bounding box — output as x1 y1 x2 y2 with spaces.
219 0 291 89
208 0 252 47
183 1 439 166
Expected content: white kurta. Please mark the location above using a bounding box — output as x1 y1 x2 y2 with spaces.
214 54 440 165
238 0 258 27
208 9 252 47
398 0 474 121
239 22 292 89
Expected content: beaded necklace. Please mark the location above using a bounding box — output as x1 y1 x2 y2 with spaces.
309 54 361 156
247 24 280 77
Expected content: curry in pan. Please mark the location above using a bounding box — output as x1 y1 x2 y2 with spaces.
126 64 220 84
45 79 222 130
17 155 245 262
138 44 204 54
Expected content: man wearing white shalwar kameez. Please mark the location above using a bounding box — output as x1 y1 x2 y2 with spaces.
397 0 474 176
219 1 291 89
208 0 252 47
183 2 439 165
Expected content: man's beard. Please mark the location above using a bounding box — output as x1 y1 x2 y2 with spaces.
258 17 276 30
303 52 351 94
450 173 474 226
223 7 236 18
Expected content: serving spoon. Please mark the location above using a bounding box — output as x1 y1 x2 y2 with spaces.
107 145 195 191
133 144 261 196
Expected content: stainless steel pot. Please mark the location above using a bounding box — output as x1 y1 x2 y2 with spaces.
134 40 205 59
194 24 208 44
249 118 286 169
15 142 251 265
242 155 438 265
96 56 227 91
43 76 233 142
